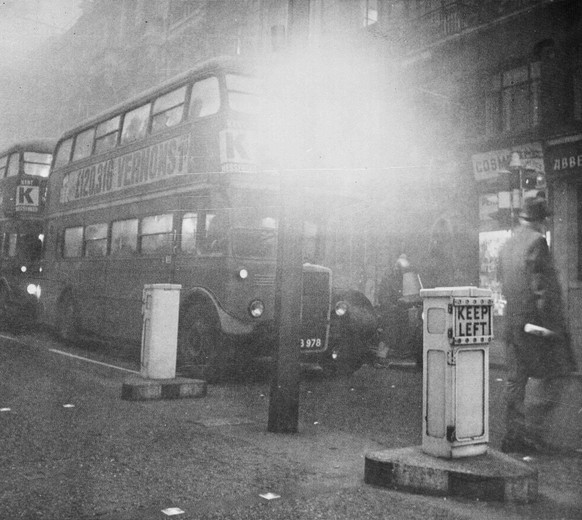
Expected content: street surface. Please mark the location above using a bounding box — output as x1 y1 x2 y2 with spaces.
0 326 581 519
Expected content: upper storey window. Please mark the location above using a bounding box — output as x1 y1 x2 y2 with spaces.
485 62 540 135
362 0 378 27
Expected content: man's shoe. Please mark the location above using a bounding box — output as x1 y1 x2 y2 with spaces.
501 437 544 454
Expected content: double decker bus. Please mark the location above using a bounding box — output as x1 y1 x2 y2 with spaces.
0 140 54 326
38 57 372 380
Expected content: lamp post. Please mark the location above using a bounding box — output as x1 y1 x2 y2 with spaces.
507 151 523 228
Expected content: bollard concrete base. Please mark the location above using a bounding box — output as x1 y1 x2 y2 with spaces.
121 375 207 401
365 446 538 503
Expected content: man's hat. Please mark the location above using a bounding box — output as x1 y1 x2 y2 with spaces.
520 195 552 221
395 254 410 270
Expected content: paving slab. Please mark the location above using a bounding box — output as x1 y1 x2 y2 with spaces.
365 445 538 503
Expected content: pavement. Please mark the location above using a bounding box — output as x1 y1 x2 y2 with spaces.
1 329 582 519
382 336 582 453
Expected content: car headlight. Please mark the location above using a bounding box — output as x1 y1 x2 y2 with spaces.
248 299 264 318
27 284 41 298
334 300 348 317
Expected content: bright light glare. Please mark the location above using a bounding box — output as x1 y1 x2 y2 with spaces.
335 301 348 317
256 47 414 176
27 284 41 298
248 300 264 318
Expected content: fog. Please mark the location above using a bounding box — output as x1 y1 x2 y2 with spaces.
0 1 81 149
0 0 81 67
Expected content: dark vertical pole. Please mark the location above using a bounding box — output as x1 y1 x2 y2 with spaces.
267 0 309 433
268 170 304 433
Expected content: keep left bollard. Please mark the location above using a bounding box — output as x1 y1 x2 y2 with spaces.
122 283 207 401
421 286 493 458
365 287 538 502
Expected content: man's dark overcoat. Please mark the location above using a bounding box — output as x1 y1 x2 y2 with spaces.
499 224 576 378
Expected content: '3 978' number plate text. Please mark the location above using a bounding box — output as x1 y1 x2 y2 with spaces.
300 338 322 349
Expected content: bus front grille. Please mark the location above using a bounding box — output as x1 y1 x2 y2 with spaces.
254 273 275 286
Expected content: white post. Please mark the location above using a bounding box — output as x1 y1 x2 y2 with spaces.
141 284 182 379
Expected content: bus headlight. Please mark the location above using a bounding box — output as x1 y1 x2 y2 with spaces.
334 300 348 317
238 268 249 280
27 284 41 299
248 299 264 318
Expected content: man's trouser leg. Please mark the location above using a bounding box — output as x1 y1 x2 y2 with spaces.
505 343 528 442
527 376 565 443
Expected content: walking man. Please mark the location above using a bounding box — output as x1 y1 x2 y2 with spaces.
499 195 576 453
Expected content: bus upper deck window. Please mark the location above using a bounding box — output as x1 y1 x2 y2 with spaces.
72 128 96 161
23 152 52 177
0 155 7 178
95 115 121 154
55 138 73 168
226 74 260 114
189 77 220 119
6 152 20 177
121 104 151 144
152 86 186 133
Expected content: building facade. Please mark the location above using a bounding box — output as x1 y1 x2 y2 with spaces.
383 0 582 365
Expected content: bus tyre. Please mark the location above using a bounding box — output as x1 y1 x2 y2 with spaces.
177 303 224 383
56 295 78 343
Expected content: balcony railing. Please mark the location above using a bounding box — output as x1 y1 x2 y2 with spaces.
397 0 552 51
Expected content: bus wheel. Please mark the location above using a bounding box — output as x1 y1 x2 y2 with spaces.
177 303 223 383
56 295 78 343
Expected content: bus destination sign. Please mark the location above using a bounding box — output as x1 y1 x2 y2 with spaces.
450 297 493 345
16 179 40 213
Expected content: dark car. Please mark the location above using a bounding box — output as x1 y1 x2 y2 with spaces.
321 288 378 375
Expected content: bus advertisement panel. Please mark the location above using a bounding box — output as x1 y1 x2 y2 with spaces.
38 57 374 381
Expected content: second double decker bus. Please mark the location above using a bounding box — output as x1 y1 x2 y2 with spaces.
38 57 372 380
0 140 54 327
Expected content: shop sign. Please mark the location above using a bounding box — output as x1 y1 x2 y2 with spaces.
544 135 582 177
471 142 544 182
479 193 498 221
